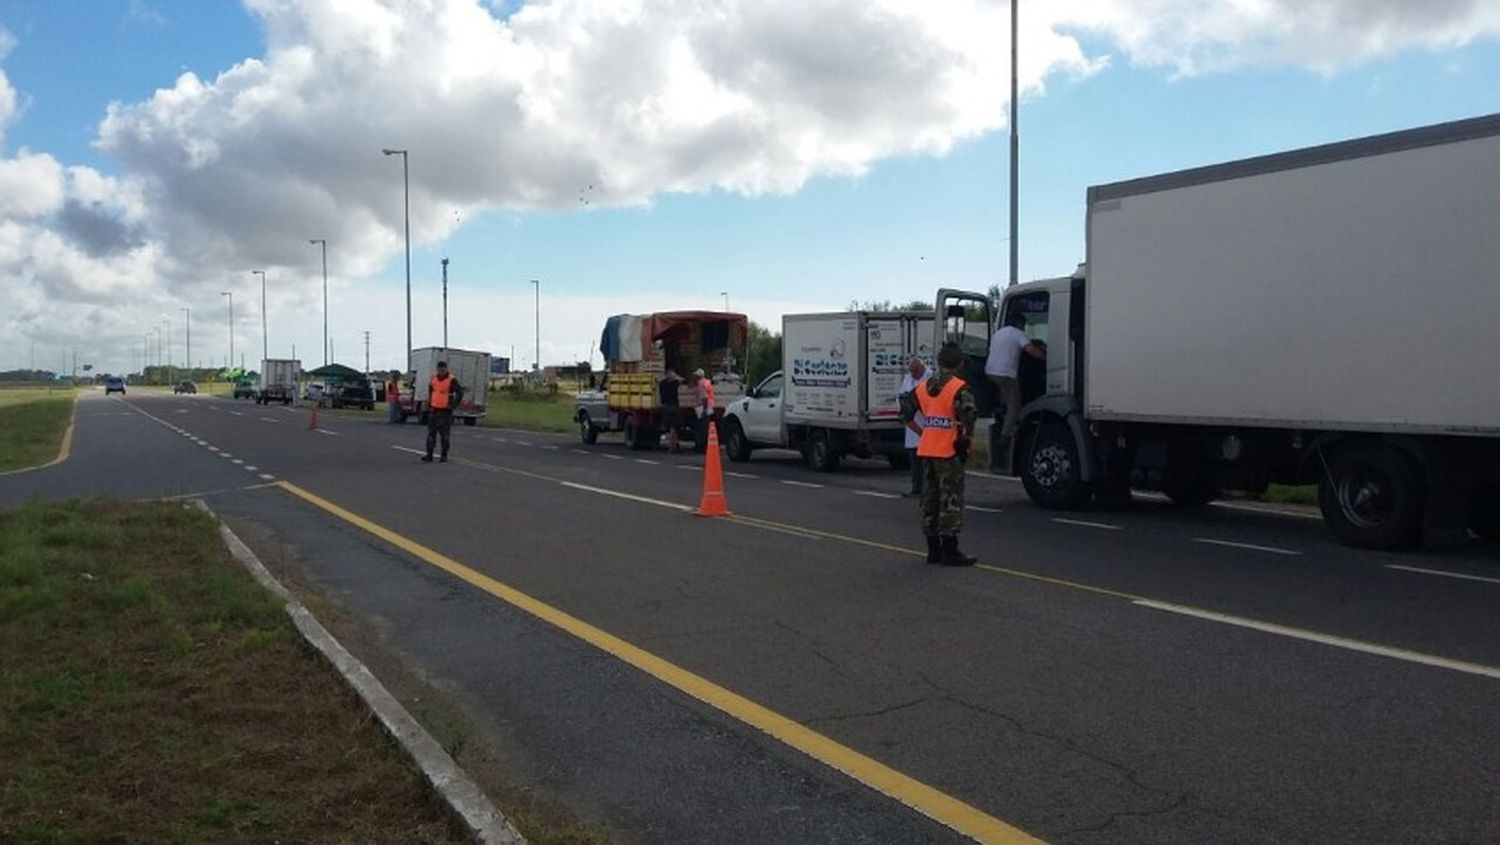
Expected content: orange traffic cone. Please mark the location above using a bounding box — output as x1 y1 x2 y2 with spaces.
696 420 731 517
309 405 319 431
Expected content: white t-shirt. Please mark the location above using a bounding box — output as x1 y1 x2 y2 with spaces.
899 368 930 449
984 325 1032 378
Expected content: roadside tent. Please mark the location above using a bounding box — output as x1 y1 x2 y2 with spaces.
307 363 364 385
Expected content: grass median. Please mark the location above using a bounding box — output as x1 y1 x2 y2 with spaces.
480 390 577 434
0 387 76 472
0 499 465 844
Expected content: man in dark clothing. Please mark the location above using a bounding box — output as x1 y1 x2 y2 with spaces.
422 360 464 463
900 344 979 566
659 370 683 453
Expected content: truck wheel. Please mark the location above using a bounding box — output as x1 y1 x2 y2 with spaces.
723 420 752 462
886 450 910 471
1318 442 1423 550
623 416 657 451
579 412 599 445
806 431 841 472
1467 486 1499 542
463 417 476 427
1021 420 1092 510
1163 469 1219 507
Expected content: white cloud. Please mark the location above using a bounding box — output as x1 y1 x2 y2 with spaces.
4 1 1500 373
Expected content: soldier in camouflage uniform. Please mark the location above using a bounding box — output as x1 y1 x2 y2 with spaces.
900 343 979 565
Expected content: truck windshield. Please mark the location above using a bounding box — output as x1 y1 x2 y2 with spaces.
1005 293 1050 341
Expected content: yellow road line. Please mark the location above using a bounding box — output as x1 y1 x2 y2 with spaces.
0 390 77 476
273 479 1042 844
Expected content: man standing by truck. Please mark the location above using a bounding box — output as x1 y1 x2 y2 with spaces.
902 344 978 566
421 361 463 463
692 368 715 453
386 371 402 423
985 311 1046 440
899 355 931 496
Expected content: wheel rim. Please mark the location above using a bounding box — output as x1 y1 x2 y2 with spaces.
1030 442 1071 489
579 414 590 437
1336 470 1394 530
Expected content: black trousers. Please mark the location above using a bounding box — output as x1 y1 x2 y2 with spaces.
426 409 453 457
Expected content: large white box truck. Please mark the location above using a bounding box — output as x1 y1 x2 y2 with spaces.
992 112 1500 549
722 311 937 470
402 347 491 426
257 358 300 405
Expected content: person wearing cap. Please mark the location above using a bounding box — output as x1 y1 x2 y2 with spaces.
900 343 978 566
659 369 684 453
899 355 931 496
422 360 464 463
385 370 403 423
692 368 716 453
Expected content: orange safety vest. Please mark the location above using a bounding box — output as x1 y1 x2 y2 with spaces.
915 376 966 459
701 378 716 410
386 380 399 401
429 374 454 410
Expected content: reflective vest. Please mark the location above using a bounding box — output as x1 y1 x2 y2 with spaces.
429 374 454 410
915 376 966 459
700 378 715 411
386 380 399 402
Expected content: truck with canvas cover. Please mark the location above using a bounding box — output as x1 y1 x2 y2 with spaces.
989 112 1500 550
576 312 748 450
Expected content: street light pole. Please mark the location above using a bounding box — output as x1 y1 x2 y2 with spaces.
310 238 328 366
441 257 449 349
180 307 191 375
251 269 268 365
221 291 234 371
531 279 539 373
721 291 729 312
1008 0 1019 289
382 148 411 367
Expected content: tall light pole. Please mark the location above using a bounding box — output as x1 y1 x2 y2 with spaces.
221 291 234 371
310 238 328 366
531 279 539 372
161 317 171 382
180 307 191 374
441 258 449 349
251 269 267 365
721 291 729 311
1008 0 1019 289
382 148 411 367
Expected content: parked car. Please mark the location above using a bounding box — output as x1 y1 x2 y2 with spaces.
303 382 326 403
232 378 257 400
330 381 375 410
104 376 126 396
173 380 197 395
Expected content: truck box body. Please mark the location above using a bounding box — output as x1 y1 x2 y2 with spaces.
258 359 301 403
408 347 490 419
1085 117 1500 436
783 312 935 429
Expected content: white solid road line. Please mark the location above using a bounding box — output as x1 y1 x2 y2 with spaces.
1193 538 1303 556
853 490 900 499
559 481 694 512
966 470 1021 483
1385 564 1500 586
391 445 424 455
782 480 824 489
1052 517 1121 531
966 505 1004 513
1133 598 1500 681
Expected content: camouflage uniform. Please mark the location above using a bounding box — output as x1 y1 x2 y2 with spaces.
900 373 978 536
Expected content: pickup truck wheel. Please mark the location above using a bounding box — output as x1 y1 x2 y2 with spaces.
1466 485 1499 542
624 415 656 451
1021 420 1092 510
579 412 599 445
806 431 840 472
463 417 477 427
1318 442 1423 550
723 420 752 462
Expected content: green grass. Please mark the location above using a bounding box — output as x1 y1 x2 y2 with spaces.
1255 483 1318 506
480 391 578 434
0 500 466 844
0 388 75 472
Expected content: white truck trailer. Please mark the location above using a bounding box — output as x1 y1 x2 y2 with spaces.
257 358 300 405
722 311 936 470
402 347 490 426
993 112 1500 549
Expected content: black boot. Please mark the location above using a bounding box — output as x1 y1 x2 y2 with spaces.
439 453 448 463
925 535 942 564
941 535 976 567
420 454 433 463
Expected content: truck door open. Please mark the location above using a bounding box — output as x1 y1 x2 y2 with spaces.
935 289 996 416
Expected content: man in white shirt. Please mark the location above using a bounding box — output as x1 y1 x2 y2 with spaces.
984 312 1046 440
898 356 931 496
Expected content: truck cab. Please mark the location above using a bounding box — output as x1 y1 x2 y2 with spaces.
721 370 785 461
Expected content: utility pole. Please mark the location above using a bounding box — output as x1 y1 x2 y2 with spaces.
252 269 268 366
441 257 449 349
180 307 191 377
221 291 234 372
310 238 329 366
382 148 411 364
363 331 371 374
1008 0 1019 289
531 279 540 373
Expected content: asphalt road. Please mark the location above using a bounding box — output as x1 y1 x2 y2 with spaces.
5 389 1497 844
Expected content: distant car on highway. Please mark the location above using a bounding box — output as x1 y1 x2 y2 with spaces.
104 376 126 395
303 382 326 403
173 380 197 395
232 378 257 400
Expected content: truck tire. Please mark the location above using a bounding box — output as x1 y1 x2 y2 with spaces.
578 411 599 445
1468 486 1499 542
623 415 657 451
723 420 752 462
1021 419 1092 510
1318 442 1423 550
886 450 910 470
806 430 840 472
463 417 476 427
1163 470 1219 507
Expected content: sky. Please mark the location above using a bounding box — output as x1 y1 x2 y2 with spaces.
1 0 1498 376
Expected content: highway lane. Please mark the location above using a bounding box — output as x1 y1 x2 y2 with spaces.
8 391 1498 843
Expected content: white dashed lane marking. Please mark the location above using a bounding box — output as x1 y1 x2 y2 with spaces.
782 480 823 489
726 471 760 479
966 505 1004 513
1052 517 1122 531
258 473 276 480
1385 564 1500 586
634 459 659 465
1193 538 1302 556
853 490 900 499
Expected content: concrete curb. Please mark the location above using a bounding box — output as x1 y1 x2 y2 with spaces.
192 499 526 845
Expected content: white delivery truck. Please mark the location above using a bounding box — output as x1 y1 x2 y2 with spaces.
722 311 936 470
402 347 491 426
257 358 300 405
991 112 1500 549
